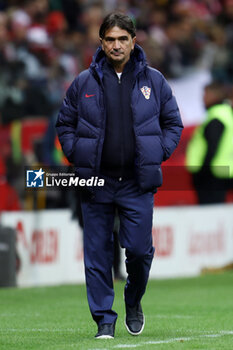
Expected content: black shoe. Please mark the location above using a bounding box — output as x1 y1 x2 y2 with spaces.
95 322 115 339
125 302 145 336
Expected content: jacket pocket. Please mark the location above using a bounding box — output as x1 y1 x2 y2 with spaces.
135 115 160 136
72 118 99 168
76 118 99 138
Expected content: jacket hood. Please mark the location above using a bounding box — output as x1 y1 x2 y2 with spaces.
90 44 147 79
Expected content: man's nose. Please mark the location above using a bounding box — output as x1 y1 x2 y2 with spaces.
113 39 121 49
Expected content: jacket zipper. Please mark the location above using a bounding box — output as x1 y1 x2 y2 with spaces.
116 72 124 176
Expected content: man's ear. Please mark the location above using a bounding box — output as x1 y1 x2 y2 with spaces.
99 38 104 50
132 36 136 49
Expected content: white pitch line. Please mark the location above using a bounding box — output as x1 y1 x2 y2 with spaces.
220 331 233 335
115 337 192 348
0 328 77 333
115 346 139 349
114 330 233 348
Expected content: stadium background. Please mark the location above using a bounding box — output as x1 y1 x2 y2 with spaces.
0 1 233 349
0 0 233 287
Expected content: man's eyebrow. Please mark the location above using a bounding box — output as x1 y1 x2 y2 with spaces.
104 35 129 40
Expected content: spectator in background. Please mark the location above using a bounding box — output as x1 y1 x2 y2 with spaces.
186 82 233 204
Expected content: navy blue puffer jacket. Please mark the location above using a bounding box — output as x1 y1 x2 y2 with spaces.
56 44 183 192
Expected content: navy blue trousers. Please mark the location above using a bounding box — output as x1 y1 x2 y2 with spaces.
81 176 155 326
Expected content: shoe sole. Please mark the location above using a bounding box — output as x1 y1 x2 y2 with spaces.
95 335 114 339
124 316 145 336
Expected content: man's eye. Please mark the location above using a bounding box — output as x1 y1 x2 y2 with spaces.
105 37 128 42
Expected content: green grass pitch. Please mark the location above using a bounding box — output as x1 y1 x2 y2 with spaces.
0 272 233 350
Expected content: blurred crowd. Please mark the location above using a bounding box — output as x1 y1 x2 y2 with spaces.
0 0 233 210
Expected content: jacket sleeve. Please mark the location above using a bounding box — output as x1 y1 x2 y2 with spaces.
160 76 183 161
56 78 79 163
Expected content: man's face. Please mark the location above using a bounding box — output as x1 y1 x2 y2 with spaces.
100 26 136 68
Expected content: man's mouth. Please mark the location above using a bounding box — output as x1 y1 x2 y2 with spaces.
111 51 123 56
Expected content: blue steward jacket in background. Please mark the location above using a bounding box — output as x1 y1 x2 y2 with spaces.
56 44 183 192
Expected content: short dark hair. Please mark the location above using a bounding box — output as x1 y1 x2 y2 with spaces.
99 13 136 39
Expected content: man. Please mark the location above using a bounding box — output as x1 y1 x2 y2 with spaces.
186 82 233 204
56 13 183 339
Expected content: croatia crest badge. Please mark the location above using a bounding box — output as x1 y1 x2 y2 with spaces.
140 86 151 100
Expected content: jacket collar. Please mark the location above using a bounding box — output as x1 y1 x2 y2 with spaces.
90 44 147 82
